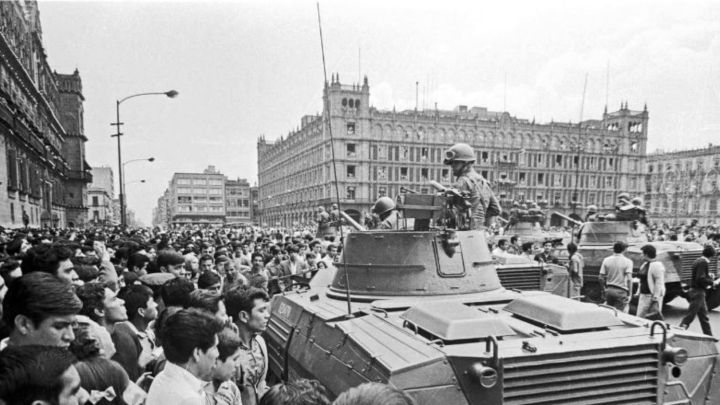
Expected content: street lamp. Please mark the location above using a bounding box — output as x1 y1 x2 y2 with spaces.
112 91 177 227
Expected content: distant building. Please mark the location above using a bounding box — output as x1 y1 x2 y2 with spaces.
646 144 720 225
87 166 114 225
0 1 92 228
225 178 252 225
257 75 648 227
166 166 226 226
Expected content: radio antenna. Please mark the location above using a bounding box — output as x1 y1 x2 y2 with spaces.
317 2 352 316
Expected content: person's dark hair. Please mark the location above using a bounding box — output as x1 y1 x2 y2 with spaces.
199 254 214 264
75 264 100 282
187 290 223 314
260 379 331 405
2 272 82 329
0 260 20 284
641 244 657 259
510 235 518 245
0 345 77 405
75 282 107 324
251 252 265 262
332 382 416 405
521 241 533 253
69 323 102 360
127 253 150 272
161 308 223 365
118 284 153 322
160 277 195 308
225 286 269 320
75 357 129 405
157 250 185 270
154 306 182 347
703 245 716 258
20 243 73 276
217 326 242 362
613 241 627 254
497 239 507 248
198 271 222 290
567 242 578 255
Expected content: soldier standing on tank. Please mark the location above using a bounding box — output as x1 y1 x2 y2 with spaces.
370 197 398 230
442 143 501 230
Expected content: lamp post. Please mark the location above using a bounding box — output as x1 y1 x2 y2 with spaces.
122 157 154 224
112 91 178 227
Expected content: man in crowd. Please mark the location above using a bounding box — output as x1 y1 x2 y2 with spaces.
1 272 82 349
0 345 86 404
146 308 223 405
534 241 560 264
226 287 271 405
115 284 159 380
157 250 188 278
21 243 79 284
599 241 634 312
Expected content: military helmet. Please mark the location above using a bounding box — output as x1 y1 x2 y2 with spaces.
587 205 598 212
443 143 476 165
618 192 630 202
631 197 644 206
372 196 396 215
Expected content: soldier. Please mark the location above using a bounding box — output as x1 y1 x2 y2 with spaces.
370 197 398 230
585 205 599 222
442 143 501 230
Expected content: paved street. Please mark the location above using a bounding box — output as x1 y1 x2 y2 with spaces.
663 297 720 350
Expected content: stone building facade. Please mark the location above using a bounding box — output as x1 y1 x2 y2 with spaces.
0 1 91 228
87 166 114 225
645 145 720 226
225 177 252 225
257 75 648 227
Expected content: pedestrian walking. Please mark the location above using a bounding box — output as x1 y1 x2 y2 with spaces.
679 245 718 335
636 245 665 320
599 241 634 312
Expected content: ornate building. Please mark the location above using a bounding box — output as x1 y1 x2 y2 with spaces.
257 75 648 227
645 145 720 225
0 1 91 228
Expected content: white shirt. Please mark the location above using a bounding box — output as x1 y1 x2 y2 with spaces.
146 362 206 405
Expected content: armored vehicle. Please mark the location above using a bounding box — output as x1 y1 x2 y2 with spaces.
265 190 720 404
568 215 720 308
499 211 569 246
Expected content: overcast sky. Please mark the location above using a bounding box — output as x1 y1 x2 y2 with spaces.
38 0 720 225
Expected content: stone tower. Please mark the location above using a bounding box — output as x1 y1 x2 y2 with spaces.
56 69 91 227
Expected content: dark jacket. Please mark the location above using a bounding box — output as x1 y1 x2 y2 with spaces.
691 257 714 290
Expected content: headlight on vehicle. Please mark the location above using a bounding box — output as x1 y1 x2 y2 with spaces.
468 363 498 388
663 346 688 365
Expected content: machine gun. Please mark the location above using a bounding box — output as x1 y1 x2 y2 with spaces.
429 181 472 210
552 211 584 227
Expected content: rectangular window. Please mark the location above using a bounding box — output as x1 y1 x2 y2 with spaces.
347 122 355 135
538 173 545 185
421 168 429 180
400 167 408 181
401 146 409 160
346 143 356 158
441 169 450 182
92 196 98 206
519 172 526 184
421 147 428 161
177 178 191 185
482 151 489 163
346 186 356 200
347 165 356 179
10 203 14 222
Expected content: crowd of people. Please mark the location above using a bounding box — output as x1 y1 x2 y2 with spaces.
0 225 417 405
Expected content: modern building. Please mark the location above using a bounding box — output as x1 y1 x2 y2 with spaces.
225 177 252 225
645 144 720 226
166 166 226 226
87 166 114 225
0 1 91 228
257 75 648 227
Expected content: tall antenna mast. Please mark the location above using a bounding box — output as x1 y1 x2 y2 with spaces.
573 73 589 214
415 81 419 111
316 2 352 316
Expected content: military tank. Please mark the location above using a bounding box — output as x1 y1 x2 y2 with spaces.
266 188 720 404
556 211 720 308
498 208 569 246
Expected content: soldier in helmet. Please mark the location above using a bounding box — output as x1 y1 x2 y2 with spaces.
371 196 398 230
585 205 599 222
443 143 500 230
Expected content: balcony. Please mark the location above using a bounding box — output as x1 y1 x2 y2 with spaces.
68 170 93 183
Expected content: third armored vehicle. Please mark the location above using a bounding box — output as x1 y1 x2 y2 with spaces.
265 188 720 404
560 210 720 308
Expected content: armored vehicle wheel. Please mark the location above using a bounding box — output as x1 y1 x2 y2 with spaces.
707 288 720 311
